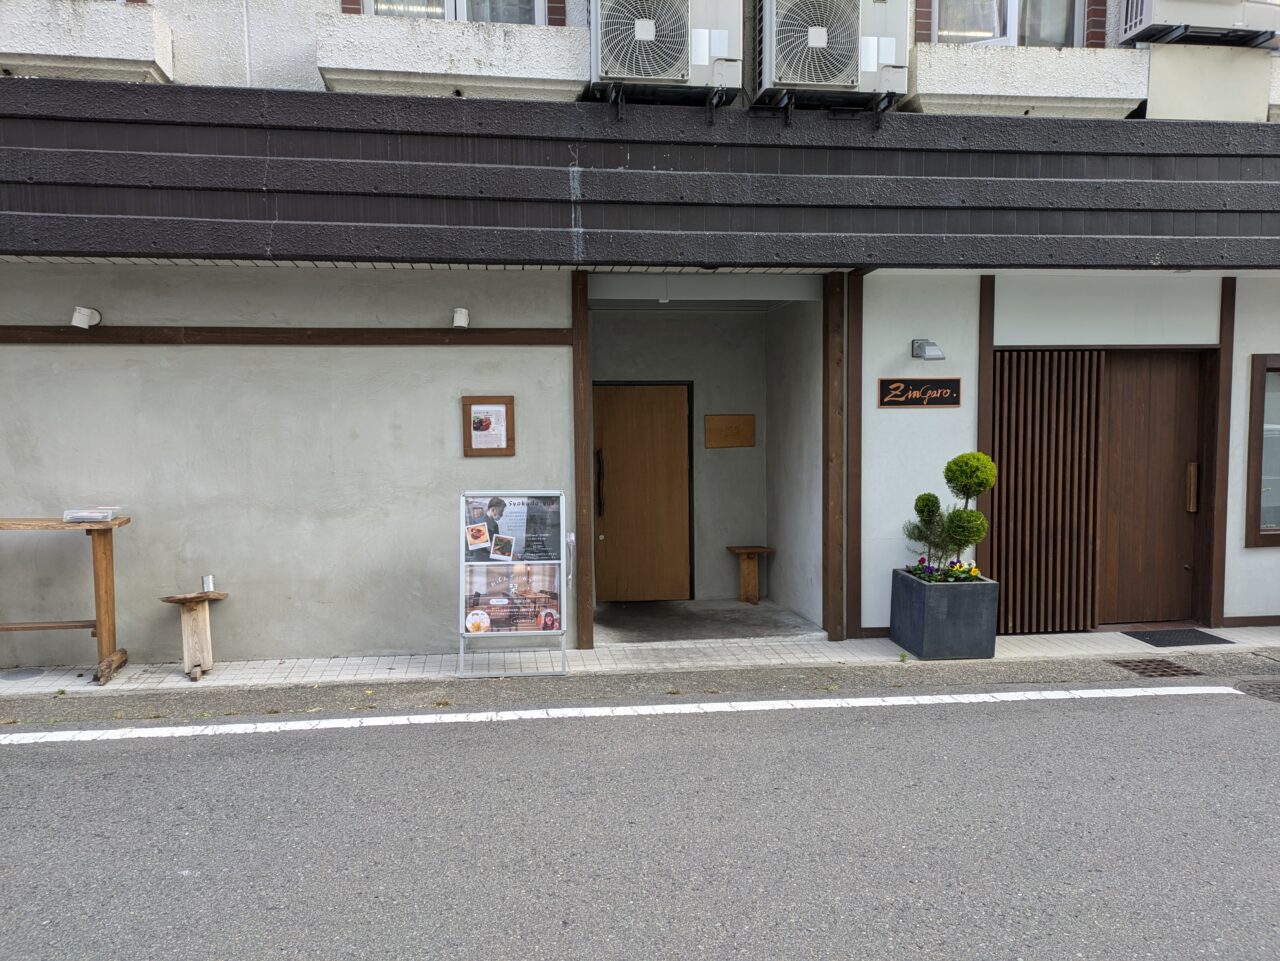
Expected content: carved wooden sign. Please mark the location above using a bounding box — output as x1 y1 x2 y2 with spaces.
877 378 962 408
705 414 756 448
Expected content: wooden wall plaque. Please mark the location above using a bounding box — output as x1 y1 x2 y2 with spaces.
877 378 962 409
705 415 756 449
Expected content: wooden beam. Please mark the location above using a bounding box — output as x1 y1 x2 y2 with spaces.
0 620 97 632
845 271 864 637
571 272 595 650
822 271 846 641
0 326 573 347
975 274 996 575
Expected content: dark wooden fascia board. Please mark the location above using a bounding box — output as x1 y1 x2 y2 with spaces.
4 215 1276 269
6 148 1272 212
5 78 1280 155
0 325 573 346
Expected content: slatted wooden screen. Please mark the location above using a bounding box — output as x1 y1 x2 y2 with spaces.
991 350 1104 634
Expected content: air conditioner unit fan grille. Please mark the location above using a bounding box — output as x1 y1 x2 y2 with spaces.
774 0 859 86
599 0 690 80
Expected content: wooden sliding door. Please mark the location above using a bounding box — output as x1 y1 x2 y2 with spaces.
1096 352 1202 624
992 349 1207 633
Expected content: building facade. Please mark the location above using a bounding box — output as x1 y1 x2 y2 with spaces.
0 0 1277 667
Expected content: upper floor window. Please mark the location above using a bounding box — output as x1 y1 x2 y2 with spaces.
372 0 545 25
935 0 1082 46
1246 355 1280 548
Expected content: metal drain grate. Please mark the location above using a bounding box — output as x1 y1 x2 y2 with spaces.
1110 658 1205 678
1237 681 1280 704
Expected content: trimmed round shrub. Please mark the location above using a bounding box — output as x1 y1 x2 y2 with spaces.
944 452 997 502
914 492 941 523
944 508 988 550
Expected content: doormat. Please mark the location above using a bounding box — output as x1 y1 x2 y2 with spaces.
1123 629 1231 648
1110 658 1204 678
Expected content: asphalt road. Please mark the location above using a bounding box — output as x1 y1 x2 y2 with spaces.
3 683 1278 961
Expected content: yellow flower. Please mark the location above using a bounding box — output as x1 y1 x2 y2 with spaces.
971 567 981 576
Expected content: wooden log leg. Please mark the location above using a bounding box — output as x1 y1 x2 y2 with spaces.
88 529 126 683
181 601 214 678
95 649 128 685
739 553 760 605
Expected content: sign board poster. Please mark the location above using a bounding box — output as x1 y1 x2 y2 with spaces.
459 492 565 637
877 378 962 408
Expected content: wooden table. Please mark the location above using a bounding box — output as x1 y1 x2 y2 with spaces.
727 546 774 605
0 517 131 683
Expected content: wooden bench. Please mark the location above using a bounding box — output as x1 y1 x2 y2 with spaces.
160 591 227 681
0 517 131 684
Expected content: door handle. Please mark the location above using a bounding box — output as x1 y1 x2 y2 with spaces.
1186 463 1198 513
595 448 605 518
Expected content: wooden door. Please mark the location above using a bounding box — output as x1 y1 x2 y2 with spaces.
1097 352 1202 624
592 384 691 602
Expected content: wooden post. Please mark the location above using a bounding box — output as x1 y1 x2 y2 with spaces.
87 528 117 664
975 275 996 575
571 271 595 650
181 602 214 676
821 272 846 640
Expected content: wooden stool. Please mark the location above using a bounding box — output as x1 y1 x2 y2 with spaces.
160 591 227 681
727 546 774 605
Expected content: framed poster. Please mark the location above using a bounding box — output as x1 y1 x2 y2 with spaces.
462 396 515 457
459 492 565 638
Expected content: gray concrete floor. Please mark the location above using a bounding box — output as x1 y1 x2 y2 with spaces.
592 599 825 644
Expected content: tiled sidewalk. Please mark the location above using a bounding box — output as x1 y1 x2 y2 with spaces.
1 625 1277 698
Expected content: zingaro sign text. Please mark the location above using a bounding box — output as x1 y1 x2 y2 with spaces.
878 378 962 408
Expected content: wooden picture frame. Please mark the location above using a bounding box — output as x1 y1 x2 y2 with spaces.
462 395 515 457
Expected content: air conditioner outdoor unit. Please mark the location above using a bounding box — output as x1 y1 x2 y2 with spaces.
590 0 743 101
754 0 908 108
1121 0 1278 47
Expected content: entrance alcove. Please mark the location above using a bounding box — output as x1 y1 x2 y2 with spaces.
585 273 827 646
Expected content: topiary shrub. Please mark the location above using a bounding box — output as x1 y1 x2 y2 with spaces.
944 452 998 508
903 452 997 581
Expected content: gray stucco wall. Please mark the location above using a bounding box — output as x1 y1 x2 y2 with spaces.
0 263 571 329
0 265 575 667
764 302 823 627
589 310 768 601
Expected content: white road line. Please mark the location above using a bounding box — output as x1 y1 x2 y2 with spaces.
0 686 1242 747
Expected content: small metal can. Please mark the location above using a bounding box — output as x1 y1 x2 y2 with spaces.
202 574 215 592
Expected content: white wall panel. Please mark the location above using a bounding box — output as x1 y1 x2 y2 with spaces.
861 273 980 629
1224 277 1280 619
994 273 1220 347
